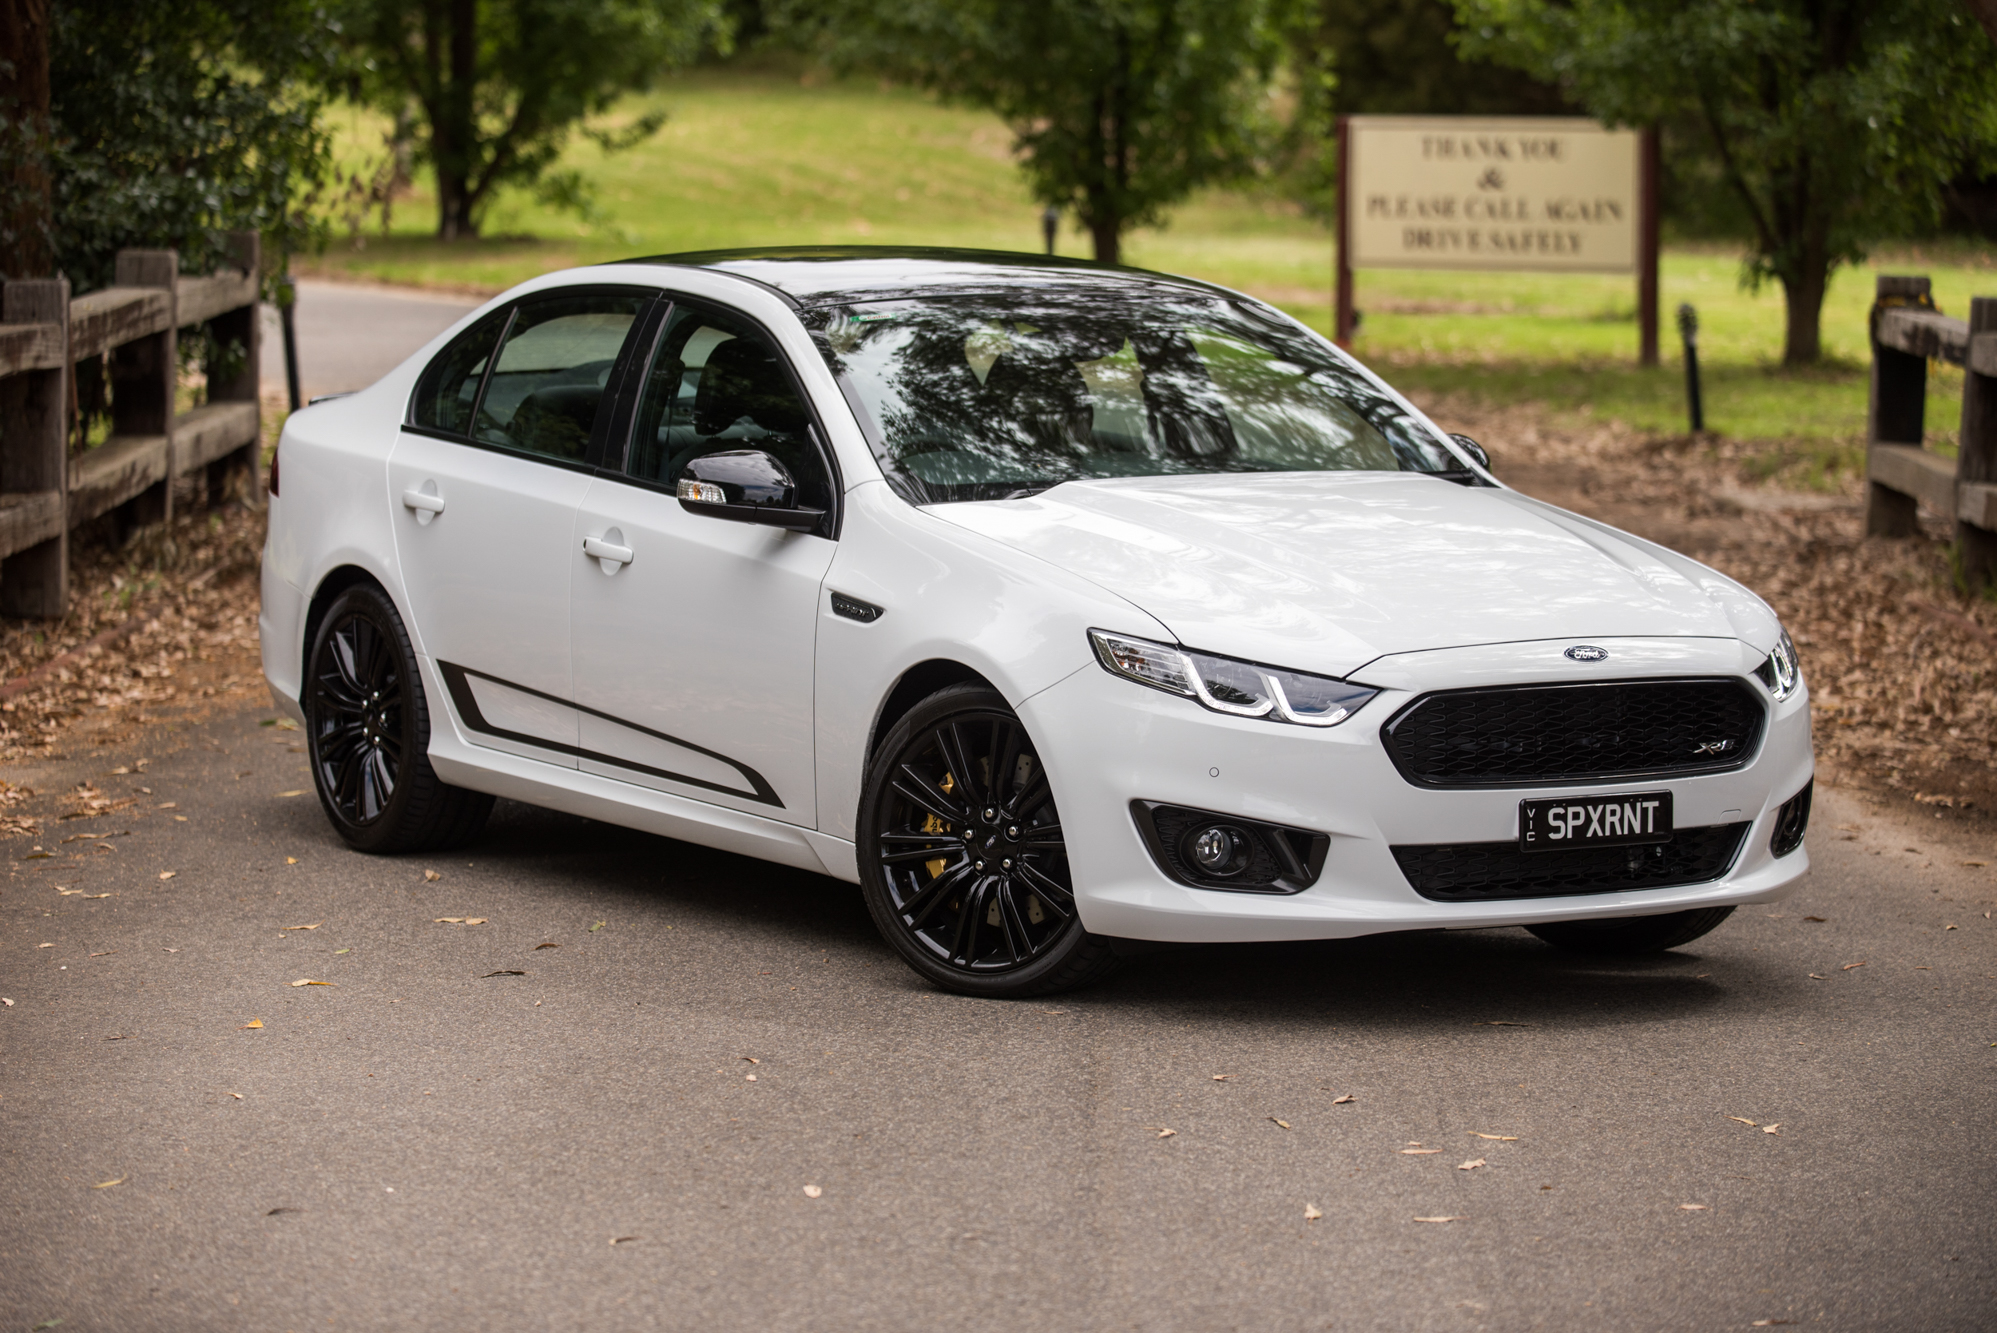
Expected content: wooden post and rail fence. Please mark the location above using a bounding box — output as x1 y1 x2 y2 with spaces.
1866 274 1997 592
0 231 264 620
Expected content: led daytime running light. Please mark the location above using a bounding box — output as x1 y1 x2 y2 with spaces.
1764 629 1801 701
1088 630 1374 728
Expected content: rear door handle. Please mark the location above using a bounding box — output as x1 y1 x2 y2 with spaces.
402 488 446 514
582 535 634 565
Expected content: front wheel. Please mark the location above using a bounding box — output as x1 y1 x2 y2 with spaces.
1526 906 1735 955
858 684 1118 997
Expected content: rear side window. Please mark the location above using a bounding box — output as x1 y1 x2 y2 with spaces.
410 310 508 436
473 294 650 462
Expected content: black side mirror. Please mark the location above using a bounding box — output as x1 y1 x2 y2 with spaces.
1448 433 1493 473
676 450 826 531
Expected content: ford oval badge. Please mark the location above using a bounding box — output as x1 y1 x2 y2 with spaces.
1564 645 1609 662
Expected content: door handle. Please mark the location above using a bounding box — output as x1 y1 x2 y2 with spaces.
582 535 634 565
402 488 446 514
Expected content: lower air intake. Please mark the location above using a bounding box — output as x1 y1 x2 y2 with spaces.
1769 779 1812 858
1392 823 1751 903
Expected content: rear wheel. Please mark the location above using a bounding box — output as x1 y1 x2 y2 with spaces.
1526 906 1734 955
858 684 1118 997
305 584 493 854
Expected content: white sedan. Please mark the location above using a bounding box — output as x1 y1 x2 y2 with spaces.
260 249 1813 996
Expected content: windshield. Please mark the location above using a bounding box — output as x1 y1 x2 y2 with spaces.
806 288 1460 504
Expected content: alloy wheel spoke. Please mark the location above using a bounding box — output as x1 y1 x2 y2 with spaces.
892 766 969 826
935 723 985 811
994 880 1032 964
950 876 988 964
1016 861 1074 918
987 720 1022 806
1007 772 1052 823
880 840 963 867
1019 821 1064 852
902 860 974 931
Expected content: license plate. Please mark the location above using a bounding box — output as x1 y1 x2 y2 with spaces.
1519 791 1673 852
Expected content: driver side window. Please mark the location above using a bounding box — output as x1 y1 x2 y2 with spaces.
626 304 832 510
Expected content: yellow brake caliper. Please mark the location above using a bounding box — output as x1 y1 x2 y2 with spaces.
922 772 955 881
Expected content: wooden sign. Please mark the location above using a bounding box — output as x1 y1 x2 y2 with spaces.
1334 115 1660 363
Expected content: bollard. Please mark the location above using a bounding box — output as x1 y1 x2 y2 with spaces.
278 273 302 414
1041 205 1059 257
1677 302 1704 434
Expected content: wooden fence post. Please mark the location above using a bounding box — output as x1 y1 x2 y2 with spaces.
110 248 177 535
1959 295 1997 590
1866 274 1930 537
202 230 262 506
0 278 71 618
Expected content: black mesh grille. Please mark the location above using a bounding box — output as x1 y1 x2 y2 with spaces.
1392 823 1751 902
1382 679 1765 788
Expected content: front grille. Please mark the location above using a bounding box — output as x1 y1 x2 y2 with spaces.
1392 823 1751 902
1382 679 1765 788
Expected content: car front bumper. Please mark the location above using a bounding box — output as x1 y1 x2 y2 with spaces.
1020 636 1813 944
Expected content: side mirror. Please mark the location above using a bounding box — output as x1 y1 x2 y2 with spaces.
676 450 825 532
1448 433 1492 473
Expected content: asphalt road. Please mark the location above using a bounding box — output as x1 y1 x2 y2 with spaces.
259 280 480 402
2 699 1993 1333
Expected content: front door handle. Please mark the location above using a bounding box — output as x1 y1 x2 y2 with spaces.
583 533 634 569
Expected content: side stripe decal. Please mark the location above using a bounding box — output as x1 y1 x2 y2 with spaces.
438 661 783 808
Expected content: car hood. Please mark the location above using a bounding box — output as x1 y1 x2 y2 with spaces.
928 471 1779 680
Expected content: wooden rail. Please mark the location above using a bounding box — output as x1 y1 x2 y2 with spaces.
1865 274 1997 591
0 233 263 618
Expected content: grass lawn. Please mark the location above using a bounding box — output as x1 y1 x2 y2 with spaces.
306 68 1996 474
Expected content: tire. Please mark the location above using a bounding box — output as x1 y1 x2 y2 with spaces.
858 684 1119 998
304 583 493 854
1526 906 1735 955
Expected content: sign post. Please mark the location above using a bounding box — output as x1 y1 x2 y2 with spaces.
1335 116 1660 366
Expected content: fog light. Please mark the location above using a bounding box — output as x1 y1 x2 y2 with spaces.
1184 824 1249 877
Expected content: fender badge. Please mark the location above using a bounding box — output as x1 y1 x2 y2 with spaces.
1564 645 1609 662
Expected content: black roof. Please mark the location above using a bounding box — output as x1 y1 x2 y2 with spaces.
613 246 1238 307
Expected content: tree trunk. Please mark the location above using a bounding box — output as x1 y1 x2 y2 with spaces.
0 0 54 278
1779 216 1832 365
1089 210 1120 266
433 0 479 241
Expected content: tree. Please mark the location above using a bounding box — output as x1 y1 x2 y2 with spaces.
0 0 53 278
331 0 725 241
1452 0 1997 365
45 0 335 293
781 0 1294 266
1308 0 1565 118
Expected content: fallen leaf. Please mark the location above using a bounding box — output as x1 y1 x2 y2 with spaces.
2 998 13 1006
286 857 298 865
1842 960 1867 970
239 1020 262 1029
229 1092 243 1099
1211 1074 1232 1081
610 1235 640 1245
1727 1116 1758 1126
1945 924 1959 931
480 970 526 978
745 1073 757 1082
1304 1203 1323 1222
158 871 175 880
802 1185 823 1198
588 920 606 932
1475 1020 1530 1026
423 870 441 882
1808 973 1829 980
534 942 559 949
281 922 322 931
289 979 335 987
1153 1128 1176 1138
1751 1320 1796 1327
740 1056 760 1064
333 948 350 955
92 1177 125 1189
1963 860 1988 868
88 950 115 958
162 948 178 953
104 1034 132 1040
1762 1124 1782 1134
276 790 306 798
1458 1158 1486 1170
57 887 83 895
82 893 110 899
465 918 487 925
267 1207 302 1215
433 918 464 924
1803 915 1827 922
1412 1216 1465 1224
22 851 54 860
1679 1203 1708 1211
1270 1118 1291 1130
1469 1132 1519 1141
37 943 52 948
156 802 176 810
1399 1148 1442 1155
1332 1094 1356 1105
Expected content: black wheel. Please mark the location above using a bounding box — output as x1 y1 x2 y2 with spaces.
305 584 493 854
1526 906 1735 955
858 684 1118 997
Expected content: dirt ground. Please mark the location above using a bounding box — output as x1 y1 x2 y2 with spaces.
2 398 1993 843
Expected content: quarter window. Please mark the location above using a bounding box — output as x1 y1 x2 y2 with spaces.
626 305 832 510
410 310 508 436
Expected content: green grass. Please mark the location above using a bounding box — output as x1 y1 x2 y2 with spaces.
306 68 1997 462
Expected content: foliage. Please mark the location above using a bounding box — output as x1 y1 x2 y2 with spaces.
1451 0 1997 364
776 0 1299 265
328 0 726 239
45 0 337 294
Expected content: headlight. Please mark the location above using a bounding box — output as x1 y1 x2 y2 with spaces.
1757 629 1801 701
1088 629 1378 727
